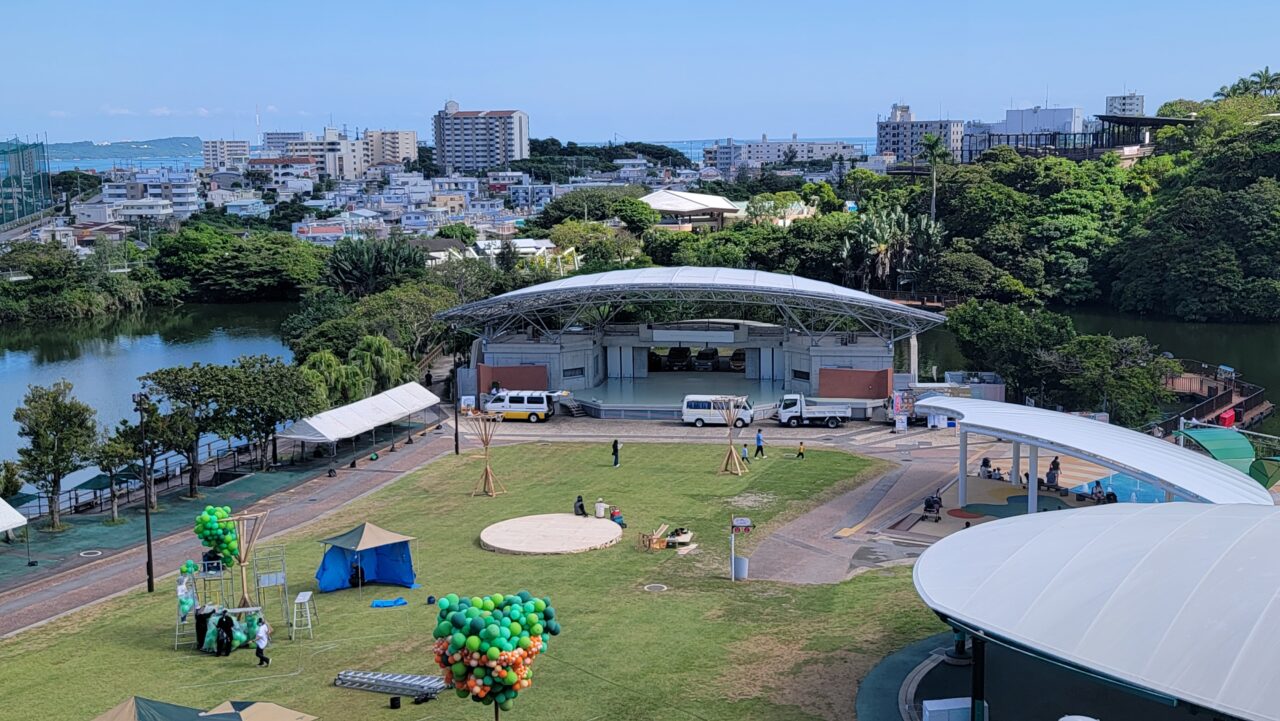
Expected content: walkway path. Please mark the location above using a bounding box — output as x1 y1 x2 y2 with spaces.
0 426 455 637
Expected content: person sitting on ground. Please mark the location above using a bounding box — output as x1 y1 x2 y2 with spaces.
992 467 1005 481
1091 480 1105 503
609 506 626 528
980 457 992 478
573 495 588 517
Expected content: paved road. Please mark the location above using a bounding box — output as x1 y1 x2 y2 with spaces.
0 428 456 637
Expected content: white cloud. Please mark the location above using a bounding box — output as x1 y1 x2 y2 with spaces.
47 110 71 118
266 104 279 113
297 110 312 117
149 106 173 117
101 105 135 116
196 107 210 117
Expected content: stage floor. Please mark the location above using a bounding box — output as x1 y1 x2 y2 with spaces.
578 373 786 407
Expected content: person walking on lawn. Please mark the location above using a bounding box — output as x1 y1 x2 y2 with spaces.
612 439 621 468
796 441 805 460
754 429 766 458
741 444 751 465
255 619 272 667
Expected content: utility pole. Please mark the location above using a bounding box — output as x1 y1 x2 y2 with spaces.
132 392 156 593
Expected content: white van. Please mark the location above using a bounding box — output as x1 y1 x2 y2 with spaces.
483 390 561 422
682 395 754 427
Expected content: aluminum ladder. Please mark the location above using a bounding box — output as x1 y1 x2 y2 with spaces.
290 591 316 640
334 670 446 701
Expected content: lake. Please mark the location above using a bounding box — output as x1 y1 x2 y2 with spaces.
917 308 1280 435
0 303 295 478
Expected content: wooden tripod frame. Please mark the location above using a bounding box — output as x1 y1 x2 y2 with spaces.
717 396 748 476
465 411 508 497
226 510 269 609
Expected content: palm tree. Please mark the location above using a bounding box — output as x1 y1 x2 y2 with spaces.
1251 66 1278 96
916 133 952 222
348 336 412 394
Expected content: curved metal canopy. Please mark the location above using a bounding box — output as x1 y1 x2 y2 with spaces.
915 503 1280 721
917 396 1273 505
436 266 944 342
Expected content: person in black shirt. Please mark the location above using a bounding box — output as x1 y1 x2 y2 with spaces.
215 612 236 656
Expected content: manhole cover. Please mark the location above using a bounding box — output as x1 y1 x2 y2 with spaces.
307 498 318 502
79 550 103 558
643 584 668 592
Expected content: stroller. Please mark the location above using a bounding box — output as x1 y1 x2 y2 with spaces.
921 490 943 523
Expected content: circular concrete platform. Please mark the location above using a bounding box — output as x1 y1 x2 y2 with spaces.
480 513 623 555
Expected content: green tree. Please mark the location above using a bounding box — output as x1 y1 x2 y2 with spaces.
436 223 478 243
13 381 98 530
945 300 1076 401
0 460 20 501
325 235 427 297
348 335 413 393
140 363 234 498
549 220 640 267
673 235 747 268
351 282 458 358
917 133 953 222
801 181 844 214
1040 335 1181 427
532 186 646 228
609 197 661 235
216 355 325 470
300 351 372 406
496 240 520 272
89 424 135 523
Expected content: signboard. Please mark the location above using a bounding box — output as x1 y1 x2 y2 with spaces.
894 415 908 432
731 517 753 533
460 395 476 412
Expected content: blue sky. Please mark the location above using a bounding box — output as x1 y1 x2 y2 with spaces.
6 0 1278 143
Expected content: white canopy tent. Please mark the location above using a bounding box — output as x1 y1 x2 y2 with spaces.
278 382 440 444
915 503 1280 721
916 397 1273 510
0 496 26 534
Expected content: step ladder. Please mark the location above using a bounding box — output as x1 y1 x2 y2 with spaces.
334 670 447 701
290 591 317 640
560 398 586 417
174 617 196 650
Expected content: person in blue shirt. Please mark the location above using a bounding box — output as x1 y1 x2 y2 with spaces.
754 430 766 458
741 444 751 465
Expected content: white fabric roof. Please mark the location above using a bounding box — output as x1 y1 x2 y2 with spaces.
917 397 1272 505
640 189 738 214
278 382 439 443
914 503 1280 721
0 496 26 533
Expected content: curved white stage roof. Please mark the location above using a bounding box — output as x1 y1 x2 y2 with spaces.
915 503 1280 721
917 397 1272 506
437 266 944 341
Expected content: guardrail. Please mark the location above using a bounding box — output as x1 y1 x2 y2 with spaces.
1151 358 1267 434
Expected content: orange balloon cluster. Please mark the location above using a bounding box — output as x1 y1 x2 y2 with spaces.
435 635 542 699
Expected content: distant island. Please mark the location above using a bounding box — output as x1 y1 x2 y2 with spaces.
46 136 202 161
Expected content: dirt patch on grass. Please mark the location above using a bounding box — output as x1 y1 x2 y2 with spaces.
726 491 776 509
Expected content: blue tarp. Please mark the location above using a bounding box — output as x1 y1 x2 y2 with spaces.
315 542 416 592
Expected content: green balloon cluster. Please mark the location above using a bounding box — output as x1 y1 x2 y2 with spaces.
432 591 561 712
179 559 199 575
194 506 238 567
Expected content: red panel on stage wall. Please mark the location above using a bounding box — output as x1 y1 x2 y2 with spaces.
818 368 892 398
479 363 549 392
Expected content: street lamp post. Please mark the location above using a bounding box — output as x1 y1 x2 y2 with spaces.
132 392 156 593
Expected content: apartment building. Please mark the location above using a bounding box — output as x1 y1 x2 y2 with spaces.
262 131 314 153
876 104 964 162
433 101 529 173
702 134 866 174
102 169 201 219
286 128 367 180
201 139 250 169
246 157 316 185
1105 93 1145 117
365 129 418 165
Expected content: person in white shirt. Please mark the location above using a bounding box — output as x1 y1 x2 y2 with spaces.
255 619 271 667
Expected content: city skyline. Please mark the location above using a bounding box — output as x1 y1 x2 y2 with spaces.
6 0 1279 143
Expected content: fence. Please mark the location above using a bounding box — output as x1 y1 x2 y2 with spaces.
1151 359 1267 435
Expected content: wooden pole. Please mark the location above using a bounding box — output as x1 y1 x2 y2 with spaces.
466 411 507 497
717 396 747 476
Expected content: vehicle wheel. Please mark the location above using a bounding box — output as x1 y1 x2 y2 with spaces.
733 419 745 428
787 418 799 428
693 418 704 428
528 413 540 423
935 517 941 523
826 417 839 429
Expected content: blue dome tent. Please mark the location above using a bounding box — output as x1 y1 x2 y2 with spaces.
315 522 417 593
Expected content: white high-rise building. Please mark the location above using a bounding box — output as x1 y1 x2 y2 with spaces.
286 128 368 180
433 101 529 173
364 129 419 165
876 104 963 163
102 169 201 219
262 131 314 153
202 139 250 169
702 134 866 174
1106 93 1145 117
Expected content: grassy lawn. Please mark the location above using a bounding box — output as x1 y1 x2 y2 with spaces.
0 442 945 721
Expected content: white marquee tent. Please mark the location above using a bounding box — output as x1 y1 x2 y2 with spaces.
915 503 1280 721
0 496 26 534
278 382 440 444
